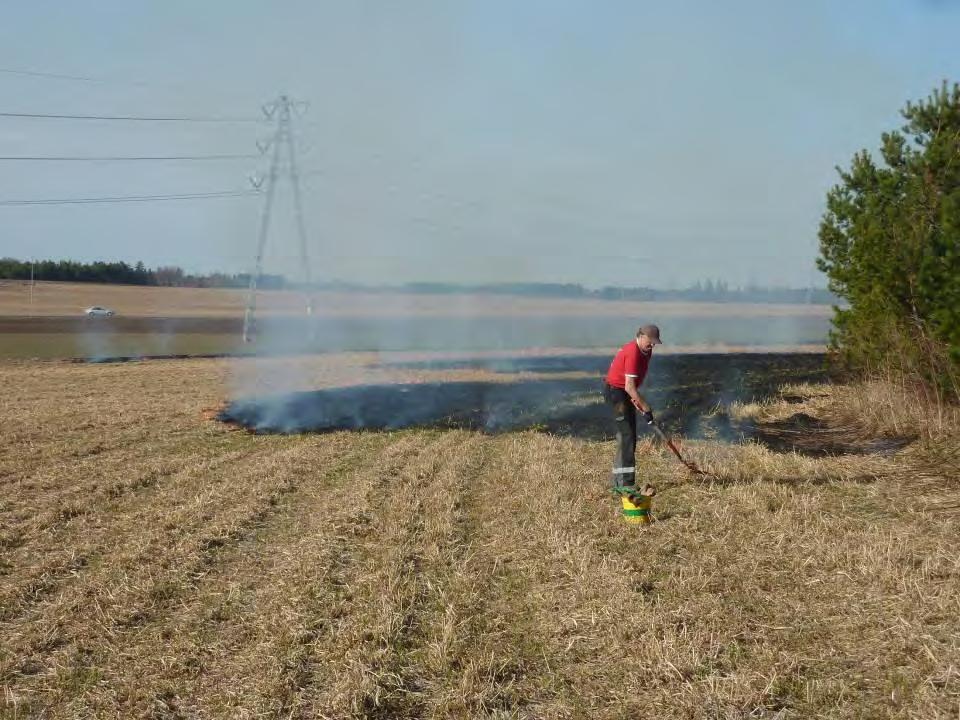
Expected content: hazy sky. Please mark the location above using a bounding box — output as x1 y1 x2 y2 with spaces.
1 1 959 288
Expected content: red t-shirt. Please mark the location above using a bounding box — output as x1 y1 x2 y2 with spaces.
605 340 651 389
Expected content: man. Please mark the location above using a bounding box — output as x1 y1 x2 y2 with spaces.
603 324 661 500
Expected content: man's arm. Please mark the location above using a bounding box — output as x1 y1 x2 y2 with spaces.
624 376 650 413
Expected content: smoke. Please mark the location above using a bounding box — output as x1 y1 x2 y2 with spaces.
77 317 119 363
226 311 831 355
224 222 832 429
222 380 587 435
75 316 226 362
150 316 177 357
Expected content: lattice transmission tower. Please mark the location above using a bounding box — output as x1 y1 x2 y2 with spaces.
242 94 314 343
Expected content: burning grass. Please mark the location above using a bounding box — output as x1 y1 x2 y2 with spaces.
1 354 959 718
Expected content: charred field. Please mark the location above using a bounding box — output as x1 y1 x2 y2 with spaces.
221 352 855 453
2 352 958 718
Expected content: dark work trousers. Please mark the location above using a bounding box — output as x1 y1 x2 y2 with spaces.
603 382 638 490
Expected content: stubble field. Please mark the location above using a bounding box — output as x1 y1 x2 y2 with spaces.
2 354 958 719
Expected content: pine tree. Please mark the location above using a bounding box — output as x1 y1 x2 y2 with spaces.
818 81 960 395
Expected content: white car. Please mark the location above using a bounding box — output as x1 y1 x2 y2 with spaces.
84 306 115 317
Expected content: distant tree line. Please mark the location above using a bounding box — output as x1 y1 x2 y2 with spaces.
818 81 960 398
590 280 836 304
0 258 285 289
328 279 837 304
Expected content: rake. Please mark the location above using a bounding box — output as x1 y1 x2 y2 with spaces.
648 419 708 476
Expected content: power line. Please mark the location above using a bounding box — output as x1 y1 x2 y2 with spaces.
0 190 259 206
0 154 258 162
0 111 261 123
0 66 134 85
0 65 254 103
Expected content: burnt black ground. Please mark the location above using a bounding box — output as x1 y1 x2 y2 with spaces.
221 353 831 447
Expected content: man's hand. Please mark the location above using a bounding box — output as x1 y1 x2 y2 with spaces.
630 398 654 422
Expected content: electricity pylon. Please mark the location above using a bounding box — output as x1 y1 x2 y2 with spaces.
242 94 314 344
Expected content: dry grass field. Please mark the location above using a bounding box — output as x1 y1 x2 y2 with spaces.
0 281 832 319
2 355 958 718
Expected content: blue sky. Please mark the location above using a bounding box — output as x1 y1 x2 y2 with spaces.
1 0 958 288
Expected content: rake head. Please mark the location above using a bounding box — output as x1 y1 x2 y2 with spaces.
651 421 710 477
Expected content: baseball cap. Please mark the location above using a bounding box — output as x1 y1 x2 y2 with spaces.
639 324 662 344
